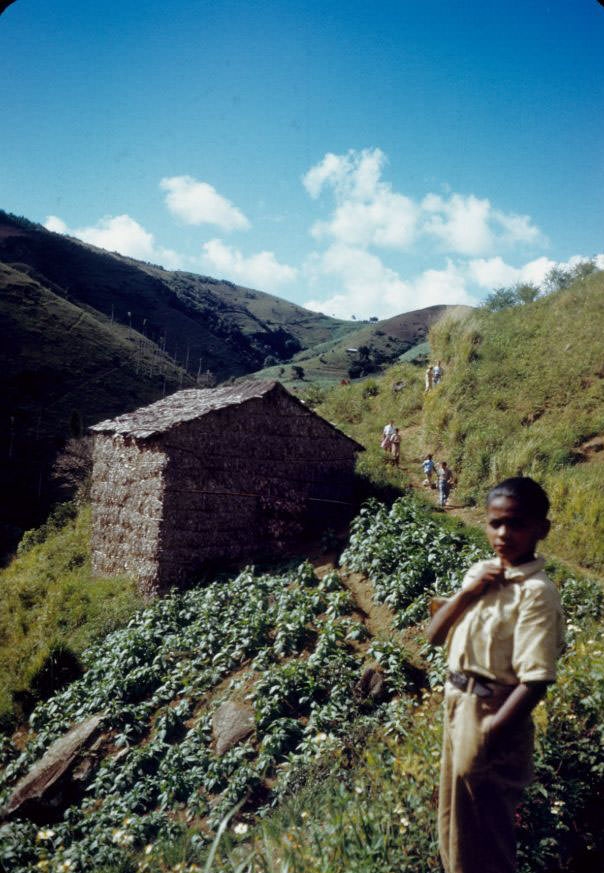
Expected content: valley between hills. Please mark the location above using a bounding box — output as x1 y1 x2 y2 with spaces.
0 212 603 873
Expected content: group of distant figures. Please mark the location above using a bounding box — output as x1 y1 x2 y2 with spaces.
381 420 402 466
421 453 455 508
381 421 455 508
425 360 443 391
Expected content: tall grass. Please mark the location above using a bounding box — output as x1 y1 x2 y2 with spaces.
423 271 604 570
316 362 425 495
0 504 142 730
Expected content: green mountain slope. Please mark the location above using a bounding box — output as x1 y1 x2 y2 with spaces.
0 261 196 553
0 211 353 382
423 270 604 570
0 498 602 873
0 210 357 550
250 305 462 385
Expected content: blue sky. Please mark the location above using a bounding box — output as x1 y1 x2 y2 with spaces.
1 0 603 318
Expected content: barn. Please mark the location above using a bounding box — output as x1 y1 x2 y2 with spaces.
89 380 363 594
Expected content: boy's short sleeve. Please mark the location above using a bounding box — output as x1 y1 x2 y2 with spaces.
513 581 564 683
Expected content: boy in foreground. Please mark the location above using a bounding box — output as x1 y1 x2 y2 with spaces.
427 477 565 873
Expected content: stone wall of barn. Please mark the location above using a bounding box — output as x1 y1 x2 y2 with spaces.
90 434 167 594
155 391 358 588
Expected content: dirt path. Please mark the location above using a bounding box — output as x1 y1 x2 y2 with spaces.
395 422 604 582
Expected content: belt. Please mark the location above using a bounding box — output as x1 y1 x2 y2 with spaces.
447 671 515 700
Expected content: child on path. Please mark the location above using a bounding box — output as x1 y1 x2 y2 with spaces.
427 477 565 873
425 365 434 392
390 428 401 465
433 360 443 385
422 453 435 486
381 420 396 455
437 461 454 507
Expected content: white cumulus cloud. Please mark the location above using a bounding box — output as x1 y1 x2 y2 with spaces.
201 238 297 291
304 244 476 320
422 193 494 256
160 176 250 232
303 148 545 257
305 149 417 249
43 213 185 269
44 215 68 233
466 253 604 290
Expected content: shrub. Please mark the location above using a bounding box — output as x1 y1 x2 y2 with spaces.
362 380 380 399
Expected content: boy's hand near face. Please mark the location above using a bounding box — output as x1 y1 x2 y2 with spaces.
464 564 506 596
427 564 507 646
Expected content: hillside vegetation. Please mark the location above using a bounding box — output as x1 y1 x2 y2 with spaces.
0 210 357 551
423 269 604 570
253 306 456 387
0 261 196 555
0 498 602 873
0 504 142 731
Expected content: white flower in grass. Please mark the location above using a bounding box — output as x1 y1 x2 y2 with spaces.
112 828 135 846
354 784 363 795
144 844 154 855
233 822 249 835
57 862 75 873
399 815 410 830
36 829 55 842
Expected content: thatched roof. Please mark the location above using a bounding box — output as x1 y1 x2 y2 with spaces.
90 380 364 450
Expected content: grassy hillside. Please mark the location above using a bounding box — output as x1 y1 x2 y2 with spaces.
0 497 602 873
0 211 353 383
250 306 458 386
0 504 142 731
423 270 604 570
0 261 196 554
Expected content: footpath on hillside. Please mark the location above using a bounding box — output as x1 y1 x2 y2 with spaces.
387 411 604 584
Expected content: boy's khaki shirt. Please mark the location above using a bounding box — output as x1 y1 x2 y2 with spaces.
446 556 565 685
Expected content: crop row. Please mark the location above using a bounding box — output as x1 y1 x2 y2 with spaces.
0 556 412 873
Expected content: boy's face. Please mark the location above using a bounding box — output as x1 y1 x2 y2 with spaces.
486 496 550 567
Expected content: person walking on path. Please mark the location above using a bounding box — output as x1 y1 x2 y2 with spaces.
422 453 436 487
427 477 564 873
425 365 434 392
381 420 396 456
433 360 443 385
437 461 454 508
390 428 401 466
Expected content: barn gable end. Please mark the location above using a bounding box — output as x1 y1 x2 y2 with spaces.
90 381 362 594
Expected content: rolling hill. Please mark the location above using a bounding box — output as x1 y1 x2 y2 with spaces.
0 209 457 552
0 211 357 551
249 306 465 386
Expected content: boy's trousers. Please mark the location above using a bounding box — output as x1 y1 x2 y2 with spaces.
439 684 534 873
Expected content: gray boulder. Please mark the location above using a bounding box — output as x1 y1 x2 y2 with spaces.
1 713 105 823
212 701 255 756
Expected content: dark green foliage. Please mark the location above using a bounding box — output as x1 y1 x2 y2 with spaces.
20 642 83 710
482 286 518 311
341 497 486 628
17 500 78 555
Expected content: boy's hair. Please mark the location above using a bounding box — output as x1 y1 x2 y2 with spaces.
487 476 550 519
